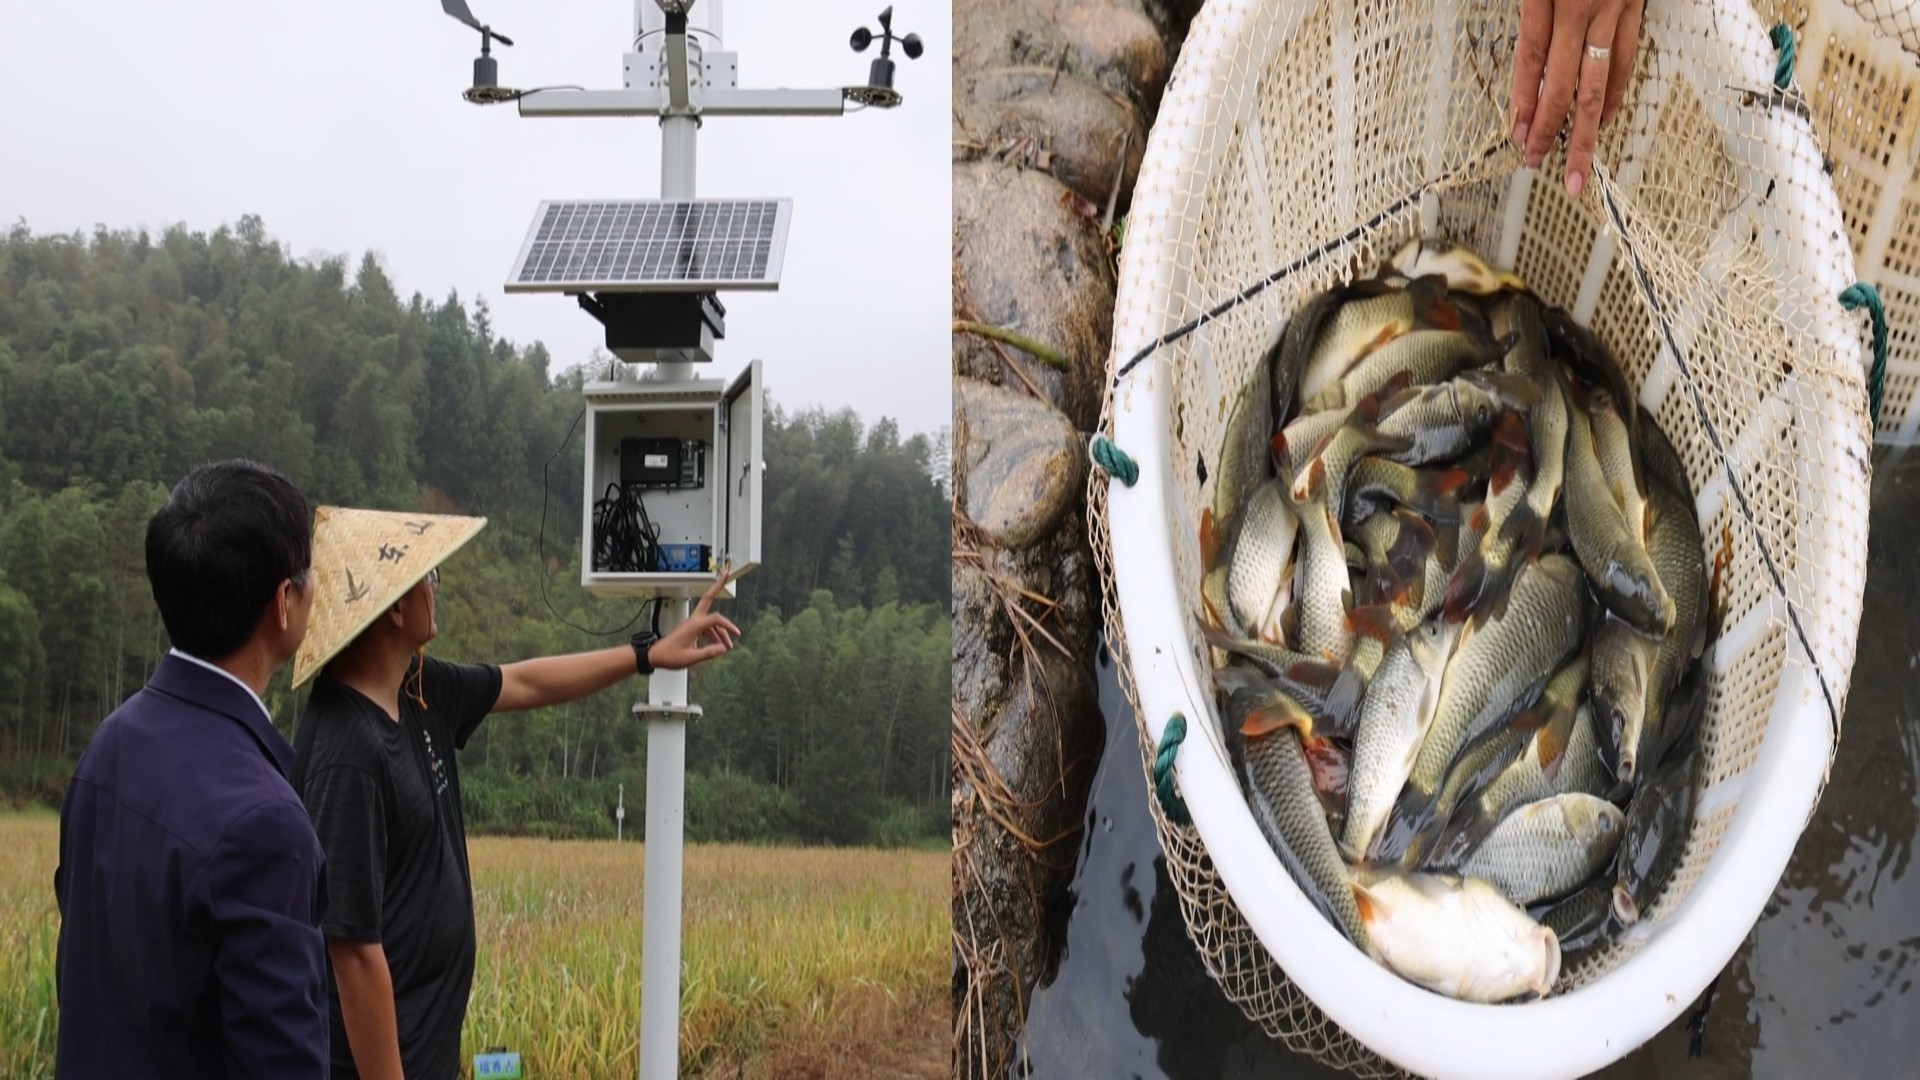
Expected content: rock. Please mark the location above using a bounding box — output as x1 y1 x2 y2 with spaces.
952 1 1195 1074
952 500 1102 1080
957 0 1171 112
957 71 1148 211
953 161 1114 432
954 0 1163 212
1058 2 1169 106
955 378 1088 550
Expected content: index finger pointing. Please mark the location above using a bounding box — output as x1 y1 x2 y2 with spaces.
693 563 732 614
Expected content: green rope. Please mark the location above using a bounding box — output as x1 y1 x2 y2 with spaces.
1153 713 1191 826
1090 434 1139 487
1771 24 1796 90
1840 282 1889 429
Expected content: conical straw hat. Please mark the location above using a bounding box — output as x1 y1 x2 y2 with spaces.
292 506 487 688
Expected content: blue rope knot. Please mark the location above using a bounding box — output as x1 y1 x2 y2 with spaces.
1090 433 1140 487
1154 713 1192 827
1840 282 1889 429
1771 24 1796 90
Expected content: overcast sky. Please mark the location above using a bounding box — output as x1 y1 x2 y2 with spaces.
1 0 951 437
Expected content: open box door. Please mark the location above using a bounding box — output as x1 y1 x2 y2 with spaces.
720 358 763 577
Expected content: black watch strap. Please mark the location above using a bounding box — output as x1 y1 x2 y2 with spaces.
630 632 657 676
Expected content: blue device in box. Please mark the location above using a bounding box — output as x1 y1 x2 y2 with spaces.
474 1049 522 1078
659 543 711 572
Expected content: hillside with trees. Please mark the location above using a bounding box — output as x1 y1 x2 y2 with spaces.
0 216 951 845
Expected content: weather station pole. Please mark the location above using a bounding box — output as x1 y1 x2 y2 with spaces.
438 2 920 1077
638 626 693 1080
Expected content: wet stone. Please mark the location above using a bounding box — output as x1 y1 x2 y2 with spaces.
953 161 1114 432
958 70 1148 211
956 377 1088 550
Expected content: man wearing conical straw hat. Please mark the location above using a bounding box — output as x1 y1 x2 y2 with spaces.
287 506 737 1080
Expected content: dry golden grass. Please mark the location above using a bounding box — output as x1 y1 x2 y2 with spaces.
0 813 58 1079
0 815 946 1078
464 836 947 1077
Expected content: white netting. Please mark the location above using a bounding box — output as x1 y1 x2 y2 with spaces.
1753 0 1920 441
1087 0 1872 1075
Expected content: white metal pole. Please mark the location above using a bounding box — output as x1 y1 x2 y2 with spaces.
654 21 699 385
639 599 690 1080
661 118 696 199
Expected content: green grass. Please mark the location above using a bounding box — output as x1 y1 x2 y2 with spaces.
0 815 946 1078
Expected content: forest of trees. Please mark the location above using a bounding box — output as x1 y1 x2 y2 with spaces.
0 216 951 845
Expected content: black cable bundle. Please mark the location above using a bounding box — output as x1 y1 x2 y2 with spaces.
591 482 663 572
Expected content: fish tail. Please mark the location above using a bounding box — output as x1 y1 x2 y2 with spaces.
1435 804 1499 868
1441 544 1488 623
1433 515 1461 572
1241 699 1315 739
1369 790 1433 865
1467 554 1521 630
1407 467 1470 523
1361 425 1416 460
1198 617 1246 657
1480 328 1520 360
1466 368 1543 409
1364 560 1408 606
1200 573 1237 635
1489 412 1534 496
1519 504 1549 564
1355 372 1415 422
1322 667 1370 736
1346 602 1397 641
1386 509 1436 580
1405 273 1458 329
1400 811 1460 871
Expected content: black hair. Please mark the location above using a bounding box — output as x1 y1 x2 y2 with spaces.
145 459 311 662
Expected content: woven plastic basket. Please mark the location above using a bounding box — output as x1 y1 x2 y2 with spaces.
1089 0 1874 1077
1752 0 1920 442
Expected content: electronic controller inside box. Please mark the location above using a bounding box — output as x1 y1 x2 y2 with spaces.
577 361 762 597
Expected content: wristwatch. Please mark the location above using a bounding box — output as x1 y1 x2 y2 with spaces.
630 631 657 676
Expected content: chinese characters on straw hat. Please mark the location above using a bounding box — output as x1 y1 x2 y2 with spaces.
292 506 487 688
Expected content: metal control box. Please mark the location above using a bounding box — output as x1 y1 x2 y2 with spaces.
578 359 763 598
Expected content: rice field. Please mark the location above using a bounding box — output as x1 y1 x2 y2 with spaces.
0 814 947 1079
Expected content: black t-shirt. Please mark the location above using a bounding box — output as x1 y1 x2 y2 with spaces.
292 655 502 1080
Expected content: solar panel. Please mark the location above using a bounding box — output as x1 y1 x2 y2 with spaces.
504 199 792 293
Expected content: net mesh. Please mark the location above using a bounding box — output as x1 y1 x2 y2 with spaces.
1086 0 1872 1071
1753 0 1920 442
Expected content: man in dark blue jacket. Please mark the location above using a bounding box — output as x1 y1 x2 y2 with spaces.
54 458 329 1076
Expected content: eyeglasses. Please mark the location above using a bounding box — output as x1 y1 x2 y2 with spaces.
426 567 440 590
